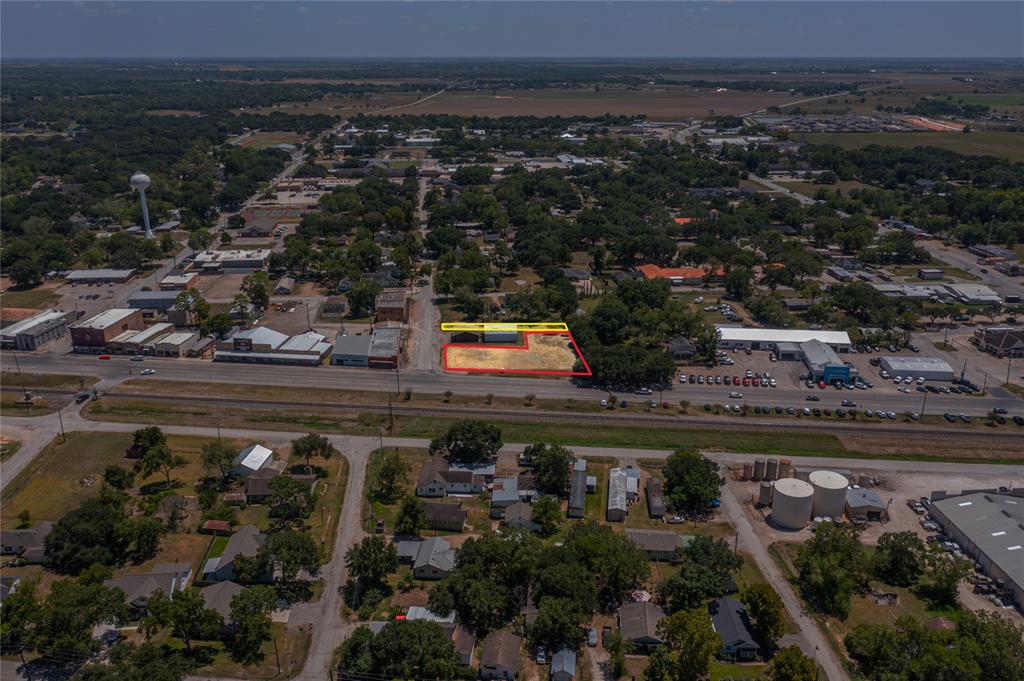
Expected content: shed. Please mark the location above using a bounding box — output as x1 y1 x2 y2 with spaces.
845 488 887 521
551 648 577 681
231 444 274 477
607 468 629 522
645 478 666 518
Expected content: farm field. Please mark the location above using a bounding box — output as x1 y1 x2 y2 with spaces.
803 131 1024 161
232 131 303 150
398 88 799 119
246 93 422 116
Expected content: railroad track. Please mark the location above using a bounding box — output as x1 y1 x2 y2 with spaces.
17 386 1024 443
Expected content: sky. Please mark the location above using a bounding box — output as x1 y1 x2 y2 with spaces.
1 1 1021 60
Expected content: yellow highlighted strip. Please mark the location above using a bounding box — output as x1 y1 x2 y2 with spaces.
441 322 568 332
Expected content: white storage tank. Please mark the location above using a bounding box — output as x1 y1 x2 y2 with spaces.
771 478 815 530
809 470 848 519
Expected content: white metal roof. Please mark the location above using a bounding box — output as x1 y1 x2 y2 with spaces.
0 310 69 338
126 323 174 346
156 332 198 347
716 326 851 346
233 444 273 472
72 308 137 330
234 326 289 349
279 331 327 352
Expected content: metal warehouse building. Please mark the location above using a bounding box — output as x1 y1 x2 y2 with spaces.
929 491 1024 609
879 356 954 381
716 327 852 353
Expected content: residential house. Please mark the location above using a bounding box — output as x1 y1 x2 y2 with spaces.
416 458 485 498
551 648 577 681
502 501 541 533
479 630 522 680
667 336 696 360
568 459 587 518
607 468 629 522
618 602 665 649
412 536 457 580
246 470 317 504
232 444 275 477
0 522 52 565
104 563 193 617
203 525 266 582
423 502 468 532
626 529 691 562
490 477 520 518
200 581 245 622
710 597 760 661
443 623 477 666
645 478 666 519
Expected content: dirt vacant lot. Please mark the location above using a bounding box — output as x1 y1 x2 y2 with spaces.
444 331 587 375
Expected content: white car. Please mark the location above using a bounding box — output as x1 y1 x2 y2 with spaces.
903 376 913 384
898 386 910 393
729 391 743 399
916 377 925 385
141 368 156 376
679 374 687 384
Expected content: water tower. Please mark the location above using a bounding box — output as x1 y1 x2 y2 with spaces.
130 171 153 239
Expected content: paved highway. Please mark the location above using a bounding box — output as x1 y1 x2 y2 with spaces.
10 348 1024 421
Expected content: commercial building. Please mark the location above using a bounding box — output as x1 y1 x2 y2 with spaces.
716 326 852 353
331 334 372 366
214 327 332 366
845 488 888 521
128 290 180 314
367 326 402 369
944 283 1002 306
159 272 199 290
154 331 199 357
65 268 135 284
917 268 945 281
798 339 853 383
70 308 146 352
974 326 1024 358
191 249 272 274
638 264 725 285
106 322 175 354
929 491 1024 608
374 290 410 323
879 356 954 381
0 309 77 350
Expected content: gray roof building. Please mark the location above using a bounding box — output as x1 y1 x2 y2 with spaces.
200 581 245 619
618 601 665 647
551 648 577 681
930 491 1024 608
104 562 192 614
710 597 759 660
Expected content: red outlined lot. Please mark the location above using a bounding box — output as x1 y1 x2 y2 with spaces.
443 330 592 376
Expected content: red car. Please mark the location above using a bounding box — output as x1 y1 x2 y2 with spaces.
742 378 751 387
817 380 826 389
752 377 760 387
733 376 741 385
98 354 112 360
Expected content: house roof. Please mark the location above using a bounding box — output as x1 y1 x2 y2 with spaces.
480 631 522 672
219 525 265 568
201 581 245 619
608 469 629 513
638 264 724 281
618 602 665 643
492 477 520 504
417 458 479 489
246 472 316 499
503 501 534 525
552 648 577 675
423 502 467 527
103 563 191 606
626 529 684 554
0 522 52 552
413 537 456 572
710 597 759 651
845 488 885 511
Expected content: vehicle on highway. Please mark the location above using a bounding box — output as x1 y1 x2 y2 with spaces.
944 413 957 422
130 355 145 361
729 391 743 399
98 354 111 360
141 368 156 376
886 411 897 419
959 413 971 423
75 392 90 404
842 399 857 407
635 387 652 395
805 395 820 401
864 410 874 417
993 407 1008 414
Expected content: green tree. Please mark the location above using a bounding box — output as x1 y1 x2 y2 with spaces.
228 585 276 664
133 426 167 451
873 531 926 587
372 449 410 503
32 578 129 660
604 630 630 679
136 443 187 486
347 278 382 317
531 495 562 536
345 535 398 590
336 620 463 680
104 465 136 490
187 228 213 252
127 517 164 561
200 439 236 480
763 645 817 681
45 497 132 573
428 420 503 464
241 272 270 312
394 495 426 536
453 286 487 321
173 289 210 327
141 588 223 653
526 443 574 497
291 432 337 472
740 583 785 654
0 575 39 649
663 450 724 513
262 530 321 583
267 475 315 524
925 543 972 604
645 609 722 681
563 520 648 607
795 522 868 618
529 596 587 652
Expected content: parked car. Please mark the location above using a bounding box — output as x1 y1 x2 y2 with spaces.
587 629 598 647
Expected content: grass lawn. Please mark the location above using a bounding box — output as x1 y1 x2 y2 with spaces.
0 431 252 526
1 440 21 462
0 286 61 308
0 372 98 389
148 623 311 680
363 447 432 534
0 397 66 417
1002 383 1024 399
711 661 769 680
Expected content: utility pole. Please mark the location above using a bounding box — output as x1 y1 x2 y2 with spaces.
57 406 66 443
273 635 281 674
1006 354 1013 386
216 406 222 441
394 362 401 396
921 388 928 417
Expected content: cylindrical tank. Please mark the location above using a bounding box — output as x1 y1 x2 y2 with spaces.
779 458 792 479
765 458 779 482
758 481 774 506
752 459 766 481
810 470 849 519
771 478 815 529
742 463 753 481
